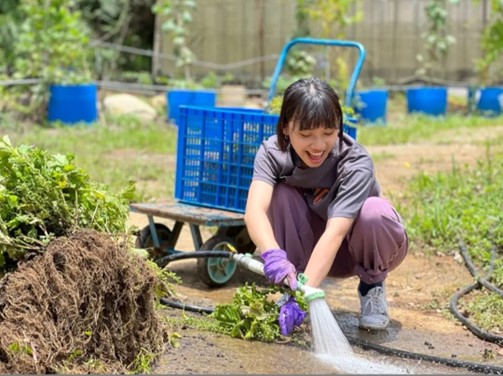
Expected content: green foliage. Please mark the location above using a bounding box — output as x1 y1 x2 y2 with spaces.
0 135 135 272
152 0 197 82
3 0 93 121
14 0 92 85
286 49 316 77
402 145 503 281
210 284 288 342
304 0 362 39
417 0 459 79
294 0 311 37
0 0 22 73
357 112 503 146
465 290 503 332
476 0 503 85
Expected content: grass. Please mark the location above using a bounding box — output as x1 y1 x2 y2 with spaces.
357 91 503 145
2 114 178 202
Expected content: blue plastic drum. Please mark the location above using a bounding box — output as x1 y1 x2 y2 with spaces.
48 84 98 125
357 89 388 125
406 87 447 116
167 89 217 125
476 87 503 116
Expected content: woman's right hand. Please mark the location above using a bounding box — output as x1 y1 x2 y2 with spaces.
261 248 298 290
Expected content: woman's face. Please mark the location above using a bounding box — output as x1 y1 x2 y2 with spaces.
284 121 338 168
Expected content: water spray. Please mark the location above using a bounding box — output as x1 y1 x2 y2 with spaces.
231 253 411 374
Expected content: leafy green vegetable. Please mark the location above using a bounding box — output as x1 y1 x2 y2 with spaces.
211 283 307 342
0 135 135 272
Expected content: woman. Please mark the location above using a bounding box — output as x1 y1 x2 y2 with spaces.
244 77 408 335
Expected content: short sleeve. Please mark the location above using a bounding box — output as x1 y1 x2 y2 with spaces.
252 143 278 187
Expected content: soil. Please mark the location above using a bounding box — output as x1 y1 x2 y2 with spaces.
128 124 503 374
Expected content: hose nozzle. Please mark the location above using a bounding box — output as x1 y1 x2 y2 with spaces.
301 284 325 303
297 274 325 302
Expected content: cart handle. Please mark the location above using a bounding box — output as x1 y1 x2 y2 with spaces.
266 37 366 108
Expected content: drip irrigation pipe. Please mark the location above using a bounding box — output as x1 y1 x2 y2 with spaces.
449 241 503 345
160 298 503 374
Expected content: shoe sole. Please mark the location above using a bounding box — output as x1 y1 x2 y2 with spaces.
358 321 389 331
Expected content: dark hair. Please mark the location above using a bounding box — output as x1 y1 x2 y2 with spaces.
276 77 343 151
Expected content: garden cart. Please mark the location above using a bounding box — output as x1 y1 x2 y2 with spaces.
131 37 366 287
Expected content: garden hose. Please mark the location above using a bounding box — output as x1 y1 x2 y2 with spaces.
156 250 234 268
449 241 503 345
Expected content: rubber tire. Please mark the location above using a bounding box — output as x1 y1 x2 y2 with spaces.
215 225 256 253
197 235 238 287
135 223 172 262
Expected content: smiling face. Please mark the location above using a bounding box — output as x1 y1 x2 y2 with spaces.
275 77 343 154
284 121 338 168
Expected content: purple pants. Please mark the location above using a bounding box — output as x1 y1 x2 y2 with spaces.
269 183 408 284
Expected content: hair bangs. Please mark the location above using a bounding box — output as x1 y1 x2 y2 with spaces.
292 94 339 131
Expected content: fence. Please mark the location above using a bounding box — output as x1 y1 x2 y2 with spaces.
155 0 500 87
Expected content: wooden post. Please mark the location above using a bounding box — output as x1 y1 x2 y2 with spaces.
151 4 161 77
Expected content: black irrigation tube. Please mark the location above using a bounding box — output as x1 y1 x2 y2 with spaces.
348 337 503 374
156 250 233 268
160 298 214 314
449 241 503 345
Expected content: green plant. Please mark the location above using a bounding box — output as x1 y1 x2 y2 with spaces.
152 0 197 83
371 76 386 88
210 284 307 342
286 49 316 77
14 0 91 85
0 135 135 272
475 0 503 85
0 0 22 74
5 0 92 121
416 0 460 81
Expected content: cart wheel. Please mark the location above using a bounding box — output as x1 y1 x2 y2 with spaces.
135 223 172 261
197 235 238 287
215 225 256 253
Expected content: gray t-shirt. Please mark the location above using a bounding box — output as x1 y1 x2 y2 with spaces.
252 134 381 220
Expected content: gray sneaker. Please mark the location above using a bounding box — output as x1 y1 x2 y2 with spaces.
358 285 390 330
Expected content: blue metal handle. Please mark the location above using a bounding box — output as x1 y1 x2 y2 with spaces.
267 37 366 108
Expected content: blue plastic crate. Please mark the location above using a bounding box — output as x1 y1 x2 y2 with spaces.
175 106 358 213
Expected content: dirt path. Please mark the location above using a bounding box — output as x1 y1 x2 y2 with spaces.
129 124 503 374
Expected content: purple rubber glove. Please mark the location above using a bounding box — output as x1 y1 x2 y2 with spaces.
278 296 307 336
261 248 297 290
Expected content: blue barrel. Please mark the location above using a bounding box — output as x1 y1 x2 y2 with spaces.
406 87 447 116
344 116 358 139
48 84 98 125
167 89 216 125
357 89 388 125
476 87 503 116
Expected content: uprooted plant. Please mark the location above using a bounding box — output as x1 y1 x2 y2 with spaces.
0 136 181 373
